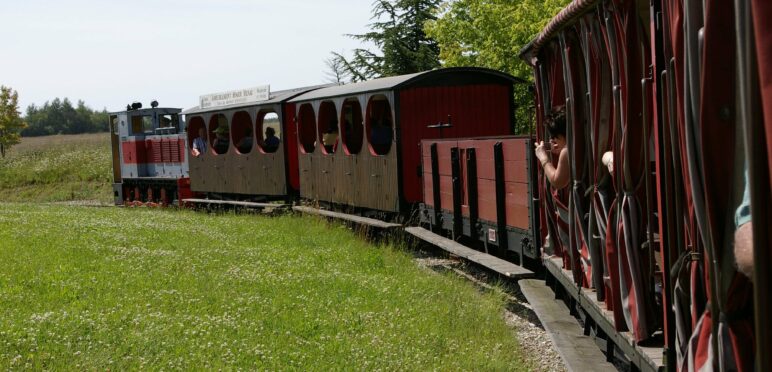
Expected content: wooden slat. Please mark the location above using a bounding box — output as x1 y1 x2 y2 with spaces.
404 226 533 278
183 198 287 209
292 206 402 229
543 257 664 372
519 279 617 372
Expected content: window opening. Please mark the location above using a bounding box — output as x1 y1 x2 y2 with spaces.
258 111 281 153
341 98 363 155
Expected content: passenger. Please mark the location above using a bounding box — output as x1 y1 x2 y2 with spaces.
212 125 230 154
602 151 614 174
192 127 207 157
236 127 254 154
370 119 392 154
534 107 570 189
322 122 339 153
263 126 280 152
734 170 753 280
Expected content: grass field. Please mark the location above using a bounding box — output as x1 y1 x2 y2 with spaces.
0 133 113 203
0 204 530 370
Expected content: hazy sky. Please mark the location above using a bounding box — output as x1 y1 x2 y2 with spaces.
1 0 375 113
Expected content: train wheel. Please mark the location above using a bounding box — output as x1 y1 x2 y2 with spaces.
147 187 154 203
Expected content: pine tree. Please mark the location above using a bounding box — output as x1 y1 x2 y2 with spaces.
0 86 26 158
331 0 441 82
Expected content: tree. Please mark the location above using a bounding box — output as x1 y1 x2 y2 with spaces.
22 98 109 137
425 0 569 132
324 54 348 83
331 0 442 82
0 86 26 158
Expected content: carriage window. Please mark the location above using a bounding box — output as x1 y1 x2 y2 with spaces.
366 95 393 156
187 116 207 151
231 111 253 154
258 111 281 153
298 103 316 154
341 98 363 155
318 101 339 155
208 114 230 155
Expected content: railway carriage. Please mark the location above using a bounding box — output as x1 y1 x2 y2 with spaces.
418 136 541 266
288 67 523 215
182 85 328 200
518 0 771 370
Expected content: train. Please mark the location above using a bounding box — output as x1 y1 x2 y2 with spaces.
109 0 771 370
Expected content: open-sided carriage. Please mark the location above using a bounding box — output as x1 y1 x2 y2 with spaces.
520 0 771 370
182 85 328 201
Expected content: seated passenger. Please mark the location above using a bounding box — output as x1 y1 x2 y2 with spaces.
212 126 230 154
322 123 339 153
534 107 569 189
236 127 254 154
263 127 280 152
370 120 392 154
192 128 207 157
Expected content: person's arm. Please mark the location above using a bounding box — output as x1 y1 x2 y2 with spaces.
544 148 570 189
534 142 570 189
602 151 614 174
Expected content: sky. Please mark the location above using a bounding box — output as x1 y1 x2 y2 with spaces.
0 0 376 113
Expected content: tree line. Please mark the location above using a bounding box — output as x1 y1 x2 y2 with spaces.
22 98 109 137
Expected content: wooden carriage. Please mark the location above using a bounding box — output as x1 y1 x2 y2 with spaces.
183 85 327 198
288 67 521 214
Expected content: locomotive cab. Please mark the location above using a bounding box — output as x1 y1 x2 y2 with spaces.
110 104 190 206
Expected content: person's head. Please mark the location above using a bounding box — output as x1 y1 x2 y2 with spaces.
545 106 567 153
265 126 276 138
214 125 228 140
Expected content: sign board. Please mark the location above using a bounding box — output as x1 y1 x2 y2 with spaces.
199 85 270 110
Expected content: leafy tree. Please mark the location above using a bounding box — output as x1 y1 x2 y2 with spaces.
331 0 442 82
425 0 569 133
0 86 26 158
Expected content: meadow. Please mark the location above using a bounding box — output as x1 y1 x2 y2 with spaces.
0 133 113 203
0 204 530 370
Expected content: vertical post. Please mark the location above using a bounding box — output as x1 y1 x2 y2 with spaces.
451 147 462 238
466 148 479 241
430 143 441 232
494 142 509 256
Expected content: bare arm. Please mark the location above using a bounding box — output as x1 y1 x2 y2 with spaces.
535 142 570 190
543 148 570 189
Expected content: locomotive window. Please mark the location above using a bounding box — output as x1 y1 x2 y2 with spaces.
159 114 179 130
297 103 316 154
208 114 230 155
341 98 363 155
317 101 339 155
231 111 253 155
187 116 207 152
366 95 393 156
257 111 281 153
131 115 153 135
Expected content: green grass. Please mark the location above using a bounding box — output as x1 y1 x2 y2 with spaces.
0 204 529 370
0 133 113 203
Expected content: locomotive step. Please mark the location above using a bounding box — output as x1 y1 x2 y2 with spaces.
292 206 402 230
405 227 534 279
519 279 617 372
